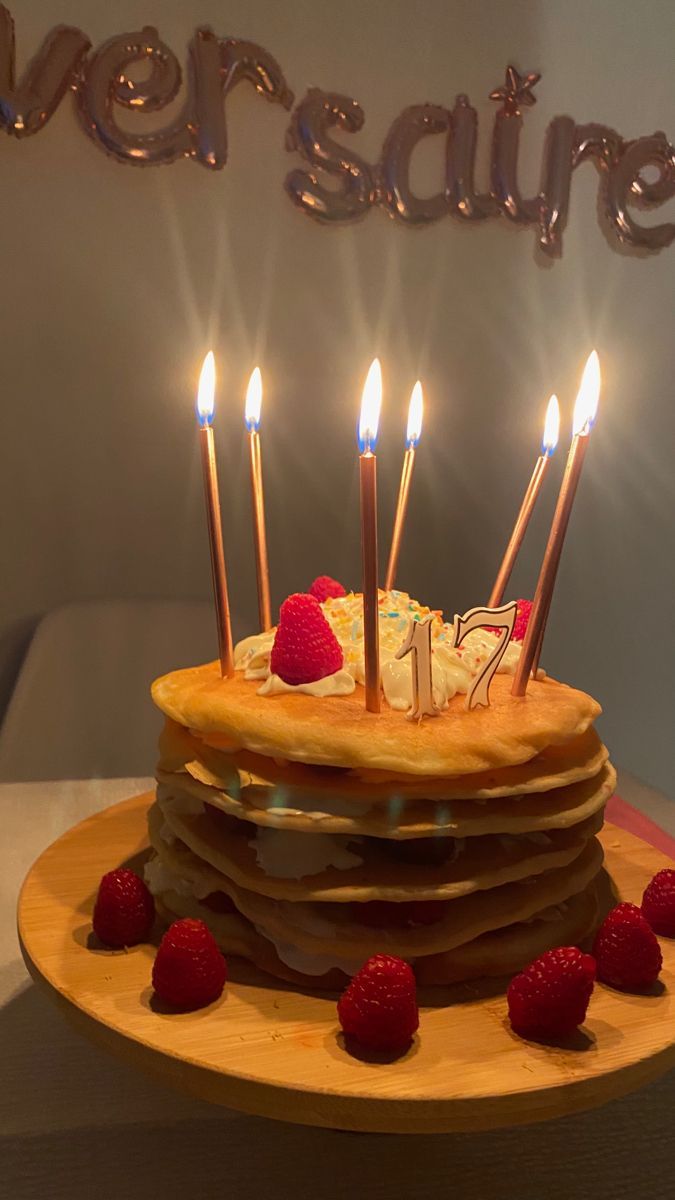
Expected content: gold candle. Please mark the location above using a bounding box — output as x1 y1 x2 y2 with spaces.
358 358 383 713
196 351 234 678
245 367 272 632
512 352 601 696
385 380 424 591
489 395 559 607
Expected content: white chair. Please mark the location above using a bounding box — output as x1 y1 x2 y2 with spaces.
0 600 227 781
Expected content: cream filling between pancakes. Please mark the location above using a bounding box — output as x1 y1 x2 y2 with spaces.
249 827 365 879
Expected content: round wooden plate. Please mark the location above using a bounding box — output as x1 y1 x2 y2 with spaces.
17 793 675 1134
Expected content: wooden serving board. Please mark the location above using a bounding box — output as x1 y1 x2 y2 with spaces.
17 793 675 1134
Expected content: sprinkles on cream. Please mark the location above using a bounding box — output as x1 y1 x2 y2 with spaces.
234 589 526 711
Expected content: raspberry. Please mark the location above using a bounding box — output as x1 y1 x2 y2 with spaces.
485 598 532 642
642 869 675 937
93 867 155 947
512 598 533 642
152 918 227 1010
352 900 446 928
593 902 663 991
270 593 343 685
309 575 347 603
337 954 419 1051
507 946 596 1039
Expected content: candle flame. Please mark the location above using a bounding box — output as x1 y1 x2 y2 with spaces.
573 350 600 437
358 358 382 453
196 351 216 426
542 394 560 456
245 366 262 432
406 381 424 448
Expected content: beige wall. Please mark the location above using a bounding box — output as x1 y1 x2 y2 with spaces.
2 0 674 792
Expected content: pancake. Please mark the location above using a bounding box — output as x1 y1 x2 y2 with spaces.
146 803 603 959
413 878 602 985
151 665 601 776
152 871 602 990
158 718 609 803
189 839 603 960
154 789 604 903
155 762 616 841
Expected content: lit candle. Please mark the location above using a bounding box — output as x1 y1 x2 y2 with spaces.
245 367 272 631
488 395 560 606
385 380 424 591
358 358 383 713
512 351 601 695
196 351 234 677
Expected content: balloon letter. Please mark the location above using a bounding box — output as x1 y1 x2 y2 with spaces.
446 94 497 221
78 26 192 165
537 115 576 256
488 66 540 224
607 134 675 251
0 5 90 137
285 88 376 222
378 104 450 225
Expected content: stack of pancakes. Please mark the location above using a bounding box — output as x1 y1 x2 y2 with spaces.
147 661 614 988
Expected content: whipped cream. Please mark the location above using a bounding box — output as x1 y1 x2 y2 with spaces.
147 854 365 977
250 827 363 879
252 924 366 977
159 821 176 846
234 589 526 710
258 669 355 698
247 790 372 819
144 856 212 900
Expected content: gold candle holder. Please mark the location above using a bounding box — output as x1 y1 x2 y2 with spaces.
512 354 600 696
245 367 272 632
197 352 234 678
358 359 383 713
385 381 423 592
488 395 559 607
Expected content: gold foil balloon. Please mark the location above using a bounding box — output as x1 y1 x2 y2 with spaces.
378 104 451 225
0 5 89 136
446 95 496 221
536 115 576 256
0 8 671 262
77 26 192 164
189 28 227 169
573 122 624 169
191 35 294 170
536 122 624 256
77 26 294 169
285 88 376 221
488 66 540 225
220 38 294 109
606 133 675 251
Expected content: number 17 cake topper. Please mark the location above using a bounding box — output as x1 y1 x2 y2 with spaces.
395 614 440 721
452 602 517 710
396 601 518 719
